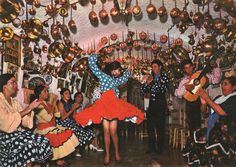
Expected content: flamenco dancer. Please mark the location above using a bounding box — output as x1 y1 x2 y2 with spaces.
74 43 145 165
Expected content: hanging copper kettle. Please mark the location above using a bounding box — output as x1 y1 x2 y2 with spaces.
89 11 98 22
0 27 14 41
170 7 180 18
110 6 119 17
146 1 156 15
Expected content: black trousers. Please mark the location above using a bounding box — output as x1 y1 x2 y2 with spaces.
186 99 201 135
146 98 167 152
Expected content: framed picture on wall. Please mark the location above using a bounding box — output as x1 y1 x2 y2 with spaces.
4 34 21 66
57 78 64 89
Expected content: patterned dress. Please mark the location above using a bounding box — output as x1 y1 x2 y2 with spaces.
0 93 52 167
35 102 79 160
56 100 94 146
182 93 236 166
73 54 144 126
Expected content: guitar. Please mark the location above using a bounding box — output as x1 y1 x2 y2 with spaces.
183 61 210 102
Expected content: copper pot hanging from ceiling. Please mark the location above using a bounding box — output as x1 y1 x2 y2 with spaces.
132 0 142 16
110 6 119 17
89 10 98 22
157 6 167 17
157 0 167 17
170 7 180 18
27 19 43 40
99 4 108 20
180 10 189 22
45 4 56 16
51 23 61 40
146 0 156 15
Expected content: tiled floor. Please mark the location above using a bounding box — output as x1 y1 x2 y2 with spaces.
51 136 184 167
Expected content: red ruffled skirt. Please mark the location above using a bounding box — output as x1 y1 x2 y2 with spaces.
74 90 144 126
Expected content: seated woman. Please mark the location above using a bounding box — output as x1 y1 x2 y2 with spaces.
32 85 79 166
57 88 94 156
74 88 104 152
183 77 236 166
0 74 52 167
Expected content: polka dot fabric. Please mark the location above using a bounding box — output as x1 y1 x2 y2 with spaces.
88 54 131 97
141 73 169 99
0 130 52 167
74 55 145 126
56 118 94 146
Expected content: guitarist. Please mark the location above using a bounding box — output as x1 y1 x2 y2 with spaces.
175 59 222 135
175 59 201 135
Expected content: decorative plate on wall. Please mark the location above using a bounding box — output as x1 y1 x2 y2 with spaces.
28 76 46 90
43 74 53 85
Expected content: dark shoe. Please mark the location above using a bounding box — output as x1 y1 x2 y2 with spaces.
103 161 110 166
103 157 110 166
